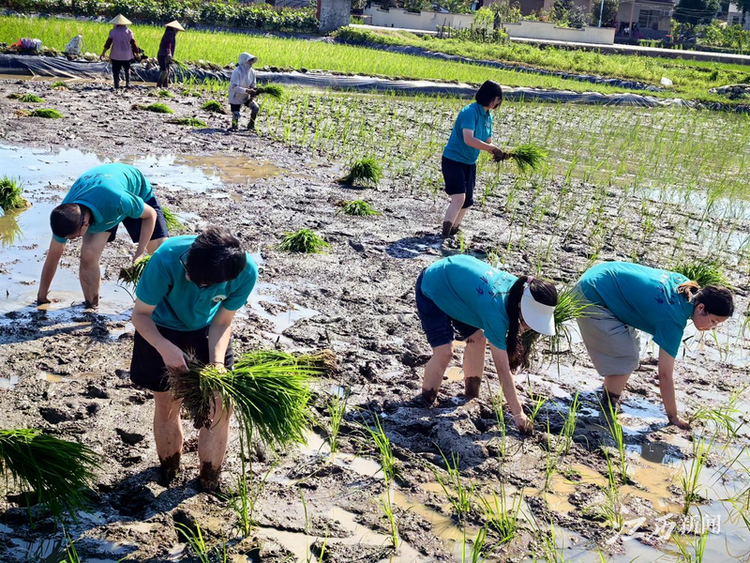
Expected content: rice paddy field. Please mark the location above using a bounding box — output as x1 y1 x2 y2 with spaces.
0 16 750 563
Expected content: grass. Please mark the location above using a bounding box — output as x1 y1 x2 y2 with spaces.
28 108 63 118
160 205 184 231
0 429 99 518
674 259 730 288
8 93 44 103
338 157 383 187
278 228 329 253
167 117 207 128
674 529 709 562
117 254 152 289
338 199 381 216
0 176 28 212
201 100 226 114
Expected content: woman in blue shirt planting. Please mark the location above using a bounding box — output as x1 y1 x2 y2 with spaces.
416 255 558 434
441 80 508 237
575 261 734 429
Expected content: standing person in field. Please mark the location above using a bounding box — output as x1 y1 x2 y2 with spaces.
37 163 169 307
575 261 734 429
228 52 259 132
440 80 508 237
100 14 139 90
130 227 258 491
416 255 558 434
156 20 184 88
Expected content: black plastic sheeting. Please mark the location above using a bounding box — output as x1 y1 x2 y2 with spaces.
331 39 664 92
2 54 748 113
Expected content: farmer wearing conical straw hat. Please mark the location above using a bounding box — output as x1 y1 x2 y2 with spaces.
228 52 260 131
130 227 258 491
157 20 184 88
101 14 140 89
575 261 734 429
37 163 169 307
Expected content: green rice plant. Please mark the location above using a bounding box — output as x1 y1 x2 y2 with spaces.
362 413 397 483
117 254 152 289
560 392 580 455
0 429 99 518
255 84 285 99
489 387 507 459
161 205 185 231
0 176 29 212
8 93 44 103
431 449 474 522
674 529 709 562
157 89 174 98
50 81 69 89
673 259 730 288
379 488 399 549
680 436 712 515
29 108 63 118
338 200 381 216
600 398 628 483
167 117 207 128
278 228 329 253
228 454 275 536
143 103 174 114
326 387 349 456
61 531 81 563
528 387 547 427
176 522 227 563
0 209 24 247
533 519 566 563
505 144 548 173
467 524 495 563
480 485 522 545
338 157 383 187
201 100 226 114
689 390 745 438
168 350 334 449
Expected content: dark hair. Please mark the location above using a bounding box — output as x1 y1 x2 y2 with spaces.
475 80 503 107
505 277 558 370
185 226 246 286
679 282 734 317
50 204 83 238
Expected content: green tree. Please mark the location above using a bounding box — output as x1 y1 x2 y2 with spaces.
673 0 720 28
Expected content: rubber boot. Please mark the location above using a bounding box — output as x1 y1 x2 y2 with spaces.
157 71 167 88
442 221 453 237
247 111 258 131
231 111 240 132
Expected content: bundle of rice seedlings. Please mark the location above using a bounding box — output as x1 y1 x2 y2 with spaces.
29 108 63 118
255 84 284 99
8 93 45 103
118 254 152 288
167 117 207 128
50 81 69 90
0 429 99 517
169 350 335 448
201 100 225 114
161 205 184 230
338 199 381 216
143 103 174 114
504 144 548 173
674 259 731 289
0 176 30 212
338 157 383 187
278 228 329 253
156 89 174 98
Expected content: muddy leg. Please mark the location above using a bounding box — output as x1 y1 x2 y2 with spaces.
231 111 240 131
451 207 469 235
462 329 486 400
442 194 465 236
198 391 232 491
79 231 110 307
423 343 452 406
600 374 629 415
247 100 259 131
153 391 184 485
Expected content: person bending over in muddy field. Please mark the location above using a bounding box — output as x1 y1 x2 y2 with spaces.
130 227 258 491
440 80 509 238
416 255 557 434
575 261 734 430
37 163 168 308
228 52 259 132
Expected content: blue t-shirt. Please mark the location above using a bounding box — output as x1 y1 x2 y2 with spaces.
443 102 493 165
421 255 516 349
578 261 694 358
54 163 154 243
136 236 258 331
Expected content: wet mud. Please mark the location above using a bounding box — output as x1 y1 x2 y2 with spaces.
0 78 749 562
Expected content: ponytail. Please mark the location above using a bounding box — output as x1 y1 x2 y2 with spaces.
677 280 700 302
505 276 527 370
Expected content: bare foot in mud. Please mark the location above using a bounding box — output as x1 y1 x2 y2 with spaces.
421 388 438 407
464 376 481 399
159 452 180 486
199 461 221 492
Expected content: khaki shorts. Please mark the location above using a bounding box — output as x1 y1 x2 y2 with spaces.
575 288 640 376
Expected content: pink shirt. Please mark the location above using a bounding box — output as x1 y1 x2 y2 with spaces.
109 26 134 61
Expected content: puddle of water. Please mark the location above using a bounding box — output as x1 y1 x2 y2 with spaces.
445 367 463 382
175 154 283 185
301 430 382 479
246 283 319 336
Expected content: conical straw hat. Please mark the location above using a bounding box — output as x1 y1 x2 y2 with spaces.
110 14 132 25
165 20 185 31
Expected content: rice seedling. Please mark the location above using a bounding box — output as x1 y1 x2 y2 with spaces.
674 529 709 562
338 200 381 216
278 229 329 254
681 436 712 515
0 429 99 518
326 387 349 456
176 522 227 563
432 449 474 522
560 392 580 455
689 389 745 438
228 451 275 536
338 157 383 187
503 144 548 174
673 259 730 288
117 254 152 291
467 524 495 563
600 398 628 483
61 530 81 563
166 117 207 128
533 519 566 563
362 413 397 483
161 205 185 231
156 89 174 98
0 176 29 212
201 100 226 114
8 93 44 103
527 387 547 428
255 84 285 99
480 485 523 545
489 387 507 459
379 487 399 550
168 350 334 449
143 103 174 114
29 108 63 118
50 81 69 89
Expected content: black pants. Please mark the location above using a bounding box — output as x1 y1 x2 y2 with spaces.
111 59 131 88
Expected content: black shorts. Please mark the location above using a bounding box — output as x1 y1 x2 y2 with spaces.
415 270 479 349
130 325 234 392
442 156 476 209
107 195 169 243
230 101 260 113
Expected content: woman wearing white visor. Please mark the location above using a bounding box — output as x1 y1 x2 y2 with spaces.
415 255 557 434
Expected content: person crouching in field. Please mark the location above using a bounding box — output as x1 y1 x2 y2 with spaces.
440 80 508 237
575 261 734 429
38 163 168 307
130 227 258 491
415 255 557 434
228 53 259 132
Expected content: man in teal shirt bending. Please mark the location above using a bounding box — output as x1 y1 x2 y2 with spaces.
130 227 258 491
37 163 169 307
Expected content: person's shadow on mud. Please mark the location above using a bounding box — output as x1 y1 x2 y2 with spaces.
386 233 488 261
0 305 127 345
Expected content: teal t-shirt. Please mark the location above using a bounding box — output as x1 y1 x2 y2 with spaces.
443 102 493 165
54 163 154 243
578 261 694 358
136 236 258 331
421 255 516 349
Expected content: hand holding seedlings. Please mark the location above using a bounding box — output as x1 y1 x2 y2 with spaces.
492 148 510 162
159 341 189 373
513 412 534 435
